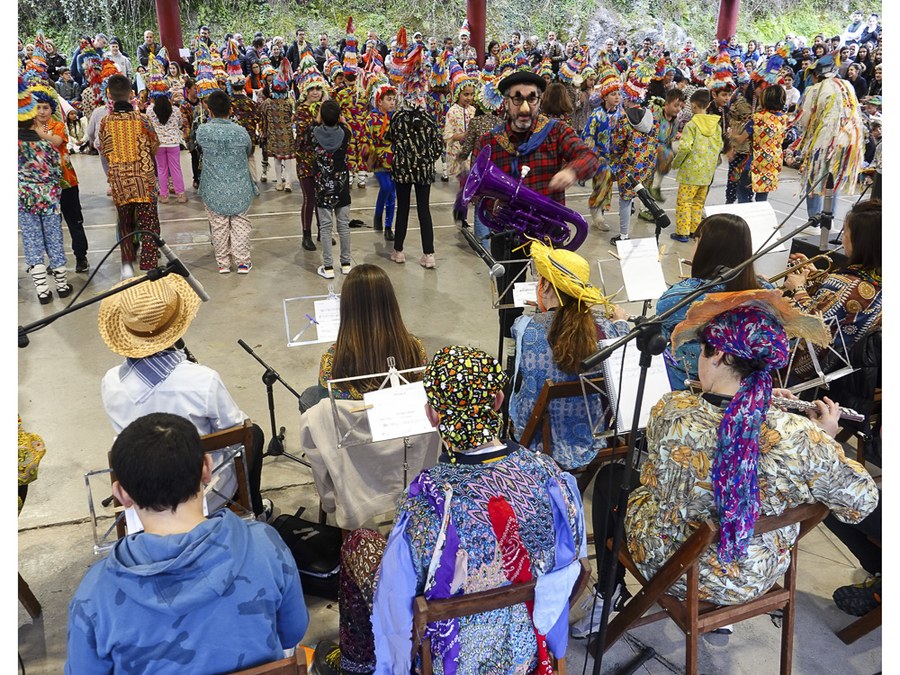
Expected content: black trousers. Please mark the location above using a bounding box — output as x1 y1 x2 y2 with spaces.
393 182 434 254
592 464 641 590
190 148 202 184
60 186 88 257
244 423 266 517
823 490 882 576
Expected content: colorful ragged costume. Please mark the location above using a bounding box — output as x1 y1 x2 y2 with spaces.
748 109 786 195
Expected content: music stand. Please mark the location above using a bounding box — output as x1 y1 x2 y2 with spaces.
283 285 341 347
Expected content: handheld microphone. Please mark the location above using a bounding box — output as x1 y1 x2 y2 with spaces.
460 226 505 279
155 236 210 302
635 183 671 229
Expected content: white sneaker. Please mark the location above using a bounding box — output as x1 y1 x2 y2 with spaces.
590 208 610 232
120 262 134 280
317 265 335 279
570 582 628 638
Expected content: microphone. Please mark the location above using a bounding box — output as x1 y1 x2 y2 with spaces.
635 183 671 229
460 226 505 279
155 235 210 302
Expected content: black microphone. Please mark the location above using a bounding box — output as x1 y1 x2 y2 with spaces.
635 183 671 229
460 225 505 279
155 235 210 302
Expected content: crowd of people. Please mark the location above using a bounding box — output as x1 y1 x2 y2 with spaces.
17 8 883 675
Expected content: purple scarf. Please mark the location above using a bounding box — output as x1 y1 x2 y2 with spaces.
701 305 789 562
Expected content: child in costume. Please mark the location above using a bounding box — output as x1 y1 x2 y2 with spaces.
333 18 368 188
259 57 296 192
310 99 353 279
98 73 161 278
146 51 187 204
638 86 685 221
426 50 452 181
671 88 723 240
293 49 327 251
18 75 71 303
610 55 658 243
196 89 256 274
442 57 476 224
26 32 90 274
225 39 261 183
367 77 397 241
582 52 622 232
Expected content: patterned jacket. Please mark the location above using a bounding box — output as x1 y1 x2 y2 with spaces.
230 95 261 145
18 131 62 214
98 108 160 205
611 107 659 200
474 114 599 205
293 101 321 179
387 108 443 185
625 391 878 606
672 113 723 186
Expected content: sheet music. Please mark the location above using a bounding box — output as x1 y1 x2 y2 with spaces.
704 202 786 252
615 238 668 301
599 338 672 433
362 381 435 442
512 282 538 308
313 297 341 342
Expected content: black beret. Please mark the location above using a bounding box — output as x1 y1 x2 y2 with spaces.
498 70 547 94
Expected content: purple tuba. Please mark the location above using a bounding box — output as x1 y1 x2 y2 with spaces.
462 146 588 251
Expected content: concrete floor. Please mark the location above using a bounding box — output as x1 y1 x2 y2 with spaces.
17 148 880 673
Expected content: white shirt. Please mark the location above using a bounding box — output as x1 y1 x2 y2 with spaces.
101 359 244 511
784 86 801 109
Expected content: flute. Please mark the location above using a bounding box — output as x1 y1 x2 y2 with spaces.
683 381 865 422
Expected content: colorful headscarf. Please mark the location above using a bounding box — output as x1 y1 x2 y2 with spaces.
423 346 508 455
700 305 790 562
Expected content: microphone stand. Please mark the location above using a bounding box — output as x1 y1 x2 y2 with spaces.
584 214 821 674
237 339 310 467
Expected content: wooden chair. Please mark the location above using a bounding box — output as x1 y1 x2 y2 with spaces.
413 558 592 675
229 647 308 675
109 419 256 539
518 376 629 494
18 572 41 620
602 502 829 675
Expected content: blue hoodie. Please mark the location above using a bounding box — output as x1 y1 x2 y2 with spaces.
66 510 308 674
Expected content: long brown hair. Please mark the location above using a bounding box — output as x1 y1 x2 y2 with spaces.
691 214 761 292
542 82 574 116
546 287 598 374
331 264 423 391
845 199 881 273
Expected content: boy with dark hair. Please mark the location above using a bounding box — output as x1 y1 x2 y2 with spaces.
638 87 686 220
98 74 160 278
197 89 256 273
66 412 309 675
311 99 352 278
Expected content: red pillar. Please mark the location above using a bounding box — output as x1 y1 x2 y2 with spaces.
467 0 486 66
156 0 186 66
716 0 740 43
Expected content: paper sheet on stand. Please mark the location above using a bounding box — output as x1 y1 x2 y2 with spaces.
314 297 341 342
615 238 668 301
363 382 435 442
512 282 538 308
704 202 785 252
599 338 672 433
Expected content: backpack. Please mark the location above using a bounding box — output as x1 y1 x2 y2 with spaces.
272 509 342 599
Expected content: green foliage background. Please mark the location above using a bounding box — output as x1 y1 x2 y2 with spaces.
18 0 881 58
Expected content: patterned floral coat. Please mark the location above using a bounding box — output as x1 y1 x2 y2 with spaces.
18 131 61 214
259 96 295 159
230 95 261 146
333 84 367 173
748 110 786 193
443 103 475 178
293 101 321 179
98 109 160 205
625 391 878 605
611 108 659 200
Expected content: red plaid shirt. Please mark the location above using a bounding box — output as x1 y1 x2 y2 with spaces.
474 114 598 204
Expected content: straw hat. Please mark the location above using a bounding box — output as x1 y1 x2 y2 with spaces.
530 241 609 310
98 276 202 358
671 289 831 350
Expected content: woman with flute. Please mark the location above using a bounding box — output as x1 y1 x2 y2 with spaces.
583 291 878 634
783 199 881 381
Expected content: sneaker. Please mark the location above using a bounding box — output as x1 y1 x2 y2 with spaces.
384 228 394 242
570 582 630 638
313 639 342 675
257 498 275 523
159 194 169 203
591 209 610 232
609 234 629 244
237 263 252 274
284 183 292 193
833 574 881 617
670 233 691 243
357 176 367 187
441 173 449 182
75 256 89 273
317 265 335 279
275 181 284 191
259 175 267 184
218 265 231 274
390 250 405 264
649 186 665 202
420 254 436 269
192 179 200 189
120 262 134 280
341 262 353 275
638 209 656 222
176 193 187 203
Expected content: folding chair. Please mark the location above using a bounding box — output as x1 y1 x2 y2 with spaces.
518 376 629 494
107 420 256 540
229 647 308 675
413 558 592 675
603 502 829 675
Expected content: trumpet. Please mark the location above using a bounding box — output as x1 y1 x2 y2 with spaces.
767 253 833 285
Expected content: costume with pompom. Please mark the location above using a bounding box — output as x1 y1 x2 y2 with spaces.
333 17 367 178
583 52 623 215
259 58 295 162
443 56 477 179
612 56 659 202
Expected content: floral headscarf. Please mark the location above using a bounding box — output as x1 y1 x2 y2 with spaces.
423 346 508 454
701 305 790 562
